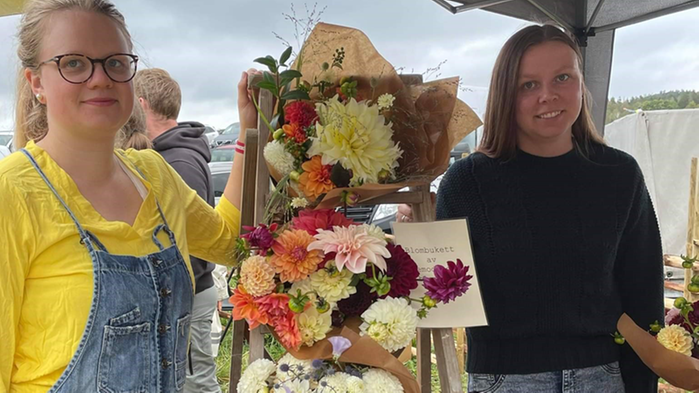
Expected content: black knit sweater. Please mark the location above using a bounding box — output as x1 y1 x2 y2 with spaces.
436 143 663 392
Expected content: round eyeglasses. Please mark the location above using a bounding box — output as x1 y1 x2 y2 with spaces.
39 53 139 84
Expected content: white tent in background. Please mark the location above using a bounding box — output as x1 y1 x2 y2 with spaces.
605 109 699 255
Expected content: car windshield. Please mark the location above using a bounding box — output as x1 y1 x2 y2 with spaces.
221 123 240 135
211 148 234 162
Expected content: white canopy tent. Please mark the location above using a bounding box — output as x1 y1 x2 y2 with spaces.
431 0 699 135
605 109 699 256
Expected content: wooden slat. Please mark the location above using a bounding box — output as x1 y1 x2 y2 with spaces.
664 254 699 271
360 191 424 205
416 329 432 393
686 158 698 301
248 327 266 362
665 281 686 292
253 89 273 225
455 328 466 374
228 129 261 391
433 328 464 393
228 320 248 393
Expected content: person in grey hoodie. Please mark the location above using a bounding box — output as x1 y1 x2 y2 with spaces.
135 68 221 393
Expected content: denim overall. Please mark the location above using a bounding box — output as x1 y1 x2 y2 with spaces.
21 149 194 393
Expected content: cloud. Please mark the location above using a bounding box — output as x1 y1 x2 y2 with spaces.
0 1 697 130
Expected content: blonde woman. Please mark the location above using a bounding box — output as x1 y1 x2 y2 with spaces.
0 0 257 391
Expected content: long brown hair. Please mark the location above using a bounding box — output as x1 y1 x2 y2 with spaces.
478 24 604 159
14 0 133 148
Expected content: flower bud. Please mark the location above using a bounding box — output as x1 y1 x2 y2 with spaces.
273 128 285 140
289 171 300 182
377 169 391 183
688 283 699 293
649 320 662 333
674 297 688 309
288 296 308 313
340 191 359 207
613 331 625 345
322 62 330 71
369 77 378 88
422 295 437 309
316 298 331 314
376 281 391 297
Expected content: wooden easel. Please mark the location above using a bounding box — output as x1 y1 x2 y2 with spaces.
664 157 699 308
228 75 463 393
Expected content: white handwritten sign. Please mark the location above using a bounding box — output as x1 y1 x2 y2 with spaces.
392 219 488 328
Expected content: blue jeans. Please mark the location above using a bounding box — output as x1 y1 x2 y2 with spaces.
468 362 625 393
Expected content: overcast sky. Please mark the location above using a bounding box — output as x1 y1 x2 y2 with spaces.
0 0 697 130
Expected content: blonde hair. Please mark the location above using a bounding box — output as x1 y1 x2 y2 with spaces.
14 0 133 148
134 68 182 120
478 25 604 160
116 98 151 150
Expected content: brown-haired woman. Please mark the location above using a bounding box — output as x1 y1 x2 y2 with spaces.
436 25 662 392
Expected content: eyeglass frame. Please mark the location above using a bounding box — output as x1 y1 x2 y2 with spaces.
38 53 139 84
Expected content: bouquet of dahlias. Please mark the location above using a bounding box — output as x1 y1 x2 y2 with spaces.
658 297 699 358
238 347 405 393
230 209 473 392
255 23 481 209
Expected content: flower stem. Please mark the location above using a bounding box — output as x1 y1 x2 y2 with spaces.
251 91 275 133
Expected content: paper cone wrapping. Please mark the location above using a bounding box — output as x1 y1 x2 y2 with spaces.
265 22 481 208
269 317 420 392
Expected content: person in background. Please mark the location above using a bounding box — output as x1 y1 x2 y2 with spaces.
116 98 151 150
135 67 222 393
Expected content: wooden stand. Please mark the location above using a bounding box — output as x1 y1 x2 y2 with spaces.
683 157 699 303
228 76 463 393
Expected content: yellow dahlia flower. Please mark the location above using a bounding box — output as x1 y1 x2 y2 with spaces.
657 325 694 356
309 96 402 186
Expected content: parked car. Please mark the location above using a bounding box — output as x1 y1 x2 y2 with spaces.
210 144 235 163
212 122 239 147
0 131 12 147
203 125 219 146
210 165 231 206
0 145 11 160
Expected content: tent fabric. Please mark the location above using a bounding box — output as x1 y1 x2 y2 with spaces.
444 0 698 30
605 109 699 256
436 0 699 134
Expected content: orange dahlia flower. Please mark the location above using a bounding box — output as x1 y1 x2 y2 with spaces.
298 155 335 199
229 285 268 329
270 229 324 283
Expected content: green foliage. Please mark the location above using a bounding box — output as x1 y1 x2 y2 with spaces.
606 90 699 124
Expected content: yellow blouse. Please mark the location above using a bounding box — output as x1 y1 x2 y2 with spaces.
0 142 241 392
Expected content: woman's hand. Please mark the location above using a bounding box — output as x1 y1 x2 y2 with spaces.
395 192 436 222
618 313 699 391
237 69 261 138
